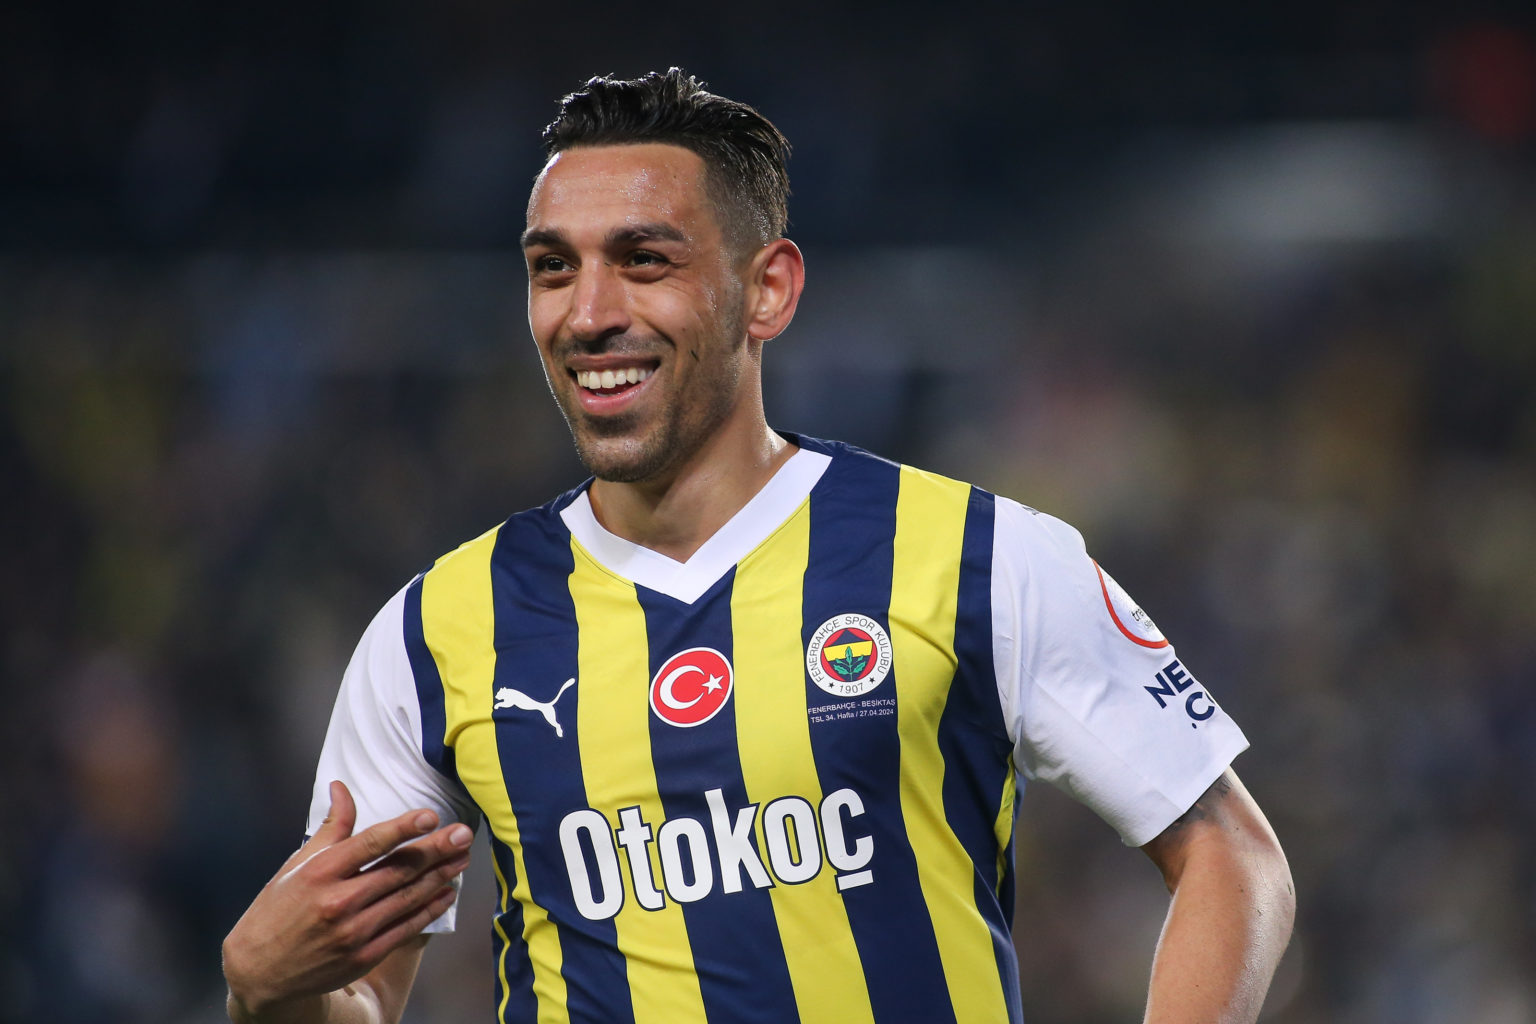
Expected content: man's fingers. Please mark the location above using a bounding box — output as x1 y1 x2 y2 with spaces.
351 850 470 942
273 781 359 877
355 884 461 968
325 807 444 874
315 780 358 842
345 823 473 904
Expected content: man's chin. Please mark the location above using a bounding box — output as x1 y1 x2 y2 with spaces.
574 436 669 484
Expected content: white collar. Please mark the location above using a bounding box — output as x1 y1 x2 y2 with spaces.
559 446 832 604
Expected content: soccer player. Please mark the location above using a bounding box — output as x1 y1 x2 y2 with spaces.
222 69 1294 1024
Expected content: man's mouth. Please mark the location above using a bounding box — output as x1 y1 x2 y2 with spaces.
574 366 654 396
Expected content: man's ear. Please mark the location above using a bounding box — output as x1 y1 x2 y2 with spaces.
744 238 805 342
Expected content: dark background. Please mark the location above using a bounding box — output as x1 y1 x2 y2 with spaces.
4 2 1535 1021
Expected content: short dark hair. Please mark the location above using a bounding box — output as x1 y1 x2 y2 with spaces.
542 68 791 251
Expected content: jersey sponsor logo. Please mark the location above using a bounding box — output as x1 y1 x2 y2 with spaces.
493 677 577 737
806 613 893 697
650 647 733 727
1145 659 1218 727
558 787 876 921
1094 561 1170 649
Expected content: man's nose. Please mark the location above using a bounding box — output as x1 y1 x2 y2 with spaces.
566 263 631 341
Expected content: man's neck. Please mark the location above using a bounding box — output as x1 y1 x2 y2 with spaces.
588 424 794 563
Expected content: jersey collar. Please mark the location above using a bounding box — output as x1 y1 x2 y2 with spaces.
559 445 832 604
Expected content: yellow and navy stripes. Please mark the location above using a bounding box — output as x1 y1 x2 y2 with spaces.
404 436 1020 1024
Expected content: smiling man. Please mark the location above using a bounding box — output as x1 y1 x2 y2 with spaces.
222 69 1294 1024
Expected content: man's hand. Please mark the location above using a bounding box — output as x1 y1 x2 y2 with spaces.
222 781 473 1022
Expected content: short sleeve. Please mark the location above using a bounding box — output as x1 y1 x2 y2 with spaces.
991 498 1249 847
306 583 480 931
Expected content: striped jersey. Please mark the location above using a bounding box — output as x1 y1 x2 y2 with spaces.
309 435 1248 1024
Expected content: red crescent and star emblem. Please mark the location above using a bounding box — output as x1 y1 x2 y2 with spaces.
650 647 734 727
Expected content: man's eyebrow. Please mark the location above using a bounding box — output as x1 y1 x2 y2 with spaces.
521 227 567 250
607 223 688 246
521 223 689 250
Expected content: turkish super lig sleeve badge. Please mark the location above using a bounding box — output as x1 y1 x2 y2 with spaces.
1093 560 1171 650
650 647 734 727
807 614 893 697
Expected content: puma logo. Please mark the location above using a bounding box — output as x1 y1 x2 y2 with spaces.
493 678 577 737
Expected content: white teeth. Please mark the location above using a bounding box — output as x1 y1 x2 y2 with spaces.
576 367 653 390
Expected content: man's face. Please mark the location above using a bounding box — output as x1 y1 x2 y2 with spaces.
524 143 752 484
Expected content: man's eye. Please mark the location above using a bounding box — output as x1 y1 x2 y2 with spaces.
628 251 666 267
533 255 570 274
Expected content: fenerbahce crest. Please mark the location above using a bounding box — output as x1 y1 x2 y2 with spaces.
806 614 893 697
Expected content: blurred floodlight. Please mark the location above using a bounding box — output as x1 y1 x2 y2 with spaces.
1169 122 1451 244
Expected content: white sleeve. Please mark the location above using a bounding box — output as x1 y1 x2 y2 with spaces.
305 583 480 932
992 498 1249 847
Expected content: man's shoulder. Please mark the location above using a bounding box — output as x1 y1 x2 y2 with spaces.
419 481 590 580
795 432 998 502
799 433 1087 557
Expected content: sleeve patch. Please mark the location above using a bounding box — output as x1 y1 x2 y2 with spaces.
1093 560 1170 650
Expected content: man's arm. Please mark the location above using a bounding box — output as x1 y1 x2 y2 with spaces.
1139 769 1295 1024
222 781 472 1024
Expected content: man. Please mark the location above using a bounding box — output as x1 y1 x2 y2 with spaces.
223 69 1294 1024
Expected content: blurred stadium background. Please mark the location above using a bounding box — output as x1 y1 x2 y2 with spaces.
4 2 1535 1022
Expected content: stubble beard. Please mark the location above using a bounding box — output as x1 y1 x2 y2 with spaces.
554 329 746 485
568 408 683 484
